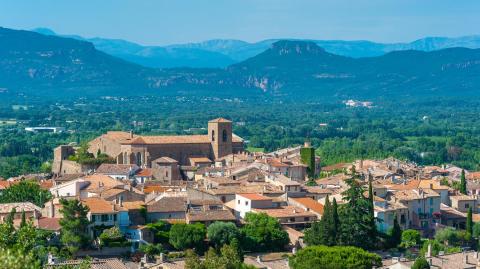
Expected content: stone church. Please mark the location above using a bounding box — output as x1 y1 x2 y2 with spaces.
87 118 244 167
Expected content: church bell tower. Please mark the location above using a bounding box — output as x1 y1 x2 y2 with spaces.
208 118 233 160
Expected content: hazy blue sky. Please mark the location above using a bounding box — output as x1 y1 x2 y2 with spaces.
1 0 479 45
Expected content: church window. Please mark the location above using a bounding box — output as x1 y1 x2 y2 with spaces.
222 129 227 142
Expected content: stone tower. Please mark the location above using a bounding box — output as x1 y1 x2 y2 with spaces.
208 118 233 160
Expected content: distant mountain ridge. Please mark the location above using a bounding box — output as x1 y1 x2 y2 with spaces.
2 27 480 100
32 27 480 68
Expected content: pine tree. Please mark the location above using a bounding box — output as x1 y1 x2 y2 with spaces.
20 210 26 228
467 207 473 236
460 169 467 195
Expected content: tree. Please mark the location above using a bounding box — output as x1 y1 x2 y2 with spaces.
0 180 52 207
473 222 480 238
304 196 337 246
241 212 289 252
20 210 26 228
185 242 254 269
139 243 164 259
332 198 339 243
337 178 376 249
169 223 206 251
207 221 241 248
367 179 377 243
401 229 421 248
460 169 467 195
289 245 382 269
145 220 171 244
411 257 430 269
0 248 41 269
387 215 402 248
59 199 90 255
467 207 473 236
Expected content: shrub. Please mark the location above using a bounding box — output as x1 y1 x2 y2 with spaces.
289 245 382 269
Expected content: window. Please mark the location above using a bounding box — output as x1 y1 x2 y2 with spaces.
113 214 117 221
304 217 310 221
465 204 470 209
237 199 240 204
211 130 215 141
92 215 96 221
222 129 228 142
400 214 406 224
101 214 108 222
166 171 169 177
289 217 295 222
429 198 433 206
245 201 249 206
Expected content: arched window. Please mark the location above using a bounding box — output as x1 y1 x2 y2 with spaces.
211 130 215 141
136 152 142 166
222 129 228 142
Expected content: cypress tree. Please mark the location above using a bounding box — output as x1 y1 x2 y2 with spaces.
368 178 377 248
460 169 467 195
467 207 473 236
332 198 339 244
322 196 333 245
389 214 402 248
20 210 26 228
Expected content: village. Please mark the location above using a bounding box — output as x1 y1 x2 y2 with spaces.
1 118 480 269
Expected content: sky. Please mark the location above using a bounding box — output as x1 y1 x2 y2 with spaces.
1 0 479 46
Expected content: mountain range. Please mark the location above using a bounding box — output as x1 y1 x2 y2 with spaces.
33 27 480 68
1 27 480 100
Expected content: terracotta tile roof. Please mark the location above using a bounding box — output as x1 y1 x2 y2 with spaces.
81 197 117 214
419 179 450 190
0 202 41 214
187 210 236 222
0 180 13 190
147 197 186 213
96 164 137 175
267 159 290 168
37 217 61 231
143 185 168 194
393 188 440 201
254 206 317 218
46 258 129 269
100 188 127 199
321 163 349 172
121 201 145 210
303 186 333 194
290 197 324 215
450 195 476 201
189 157 212 164
387 180 421 190
237 193 272 201
83 174 123 191
209 118 232 123
153 157 178 163
468 172 480 180
121 134 243 145
39 180 54 190
135 168 153 177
